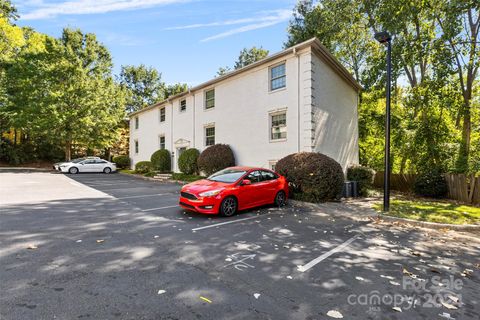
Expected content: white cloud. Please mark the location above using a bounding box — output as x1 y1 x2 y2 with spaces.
21 0 190 20
165 9 291 30
199 9 291 42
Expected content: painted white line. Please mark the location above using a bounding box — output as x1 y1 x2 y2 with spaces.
117 193 172 200
86 182 133 187
191 214 269 232
297 234 361 272
142 205 178 212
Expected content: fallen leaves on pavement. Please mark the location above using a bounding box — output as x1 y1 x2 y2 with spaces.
326 310 343 318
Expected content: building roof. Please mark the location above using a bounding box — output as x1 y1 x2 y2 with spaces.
128 38 362 117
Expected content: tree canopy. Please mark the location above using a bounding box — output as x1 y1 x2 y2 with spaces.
287 0 479 174
217 46 269 76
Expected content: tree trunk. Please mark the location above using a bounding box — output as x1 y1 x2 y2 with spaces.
460 103 471 167
65 140 72 161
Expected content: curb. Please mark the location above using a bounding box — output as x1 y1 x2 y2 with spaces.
376 213 480 231
0 167 52 172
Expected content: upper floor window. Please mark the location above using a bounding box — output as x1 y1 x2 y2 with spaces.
159 135 165 150
134 140 139 154
271 112 287 140
205 89 215 109
205 125 215 146
134 116 139 129
270 63 286 91
180 99 186 112
159 107 166 122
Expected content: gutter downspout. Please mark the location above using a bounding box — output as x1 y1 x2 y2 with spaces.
169 99 174 172
294 47 301 153
191 89 195 148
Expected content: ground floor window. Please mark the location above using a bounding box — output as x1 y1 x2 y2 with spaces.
205 125 215 146
134 140 139 154
270 112 287 140
159 135 165 150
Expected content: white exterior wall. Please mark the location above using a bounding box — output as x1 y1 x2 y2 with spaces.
310 53 359 170
129 46 359 172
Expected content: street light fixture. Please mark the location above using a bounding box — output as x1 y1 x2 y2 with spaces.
375 31 392 212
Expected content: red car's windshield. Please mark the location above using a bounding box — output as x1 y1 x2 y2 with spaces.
207 169 247 183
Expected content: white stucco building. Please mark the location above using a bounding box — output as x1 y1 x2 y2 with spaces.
129 38 361 172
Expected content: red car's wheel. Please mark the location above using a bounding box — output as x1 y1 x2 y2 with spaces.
219 196 237 217
274 191 287 207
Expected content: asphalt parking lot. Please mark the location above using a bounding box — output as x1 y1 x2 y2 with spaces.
1 170 479 320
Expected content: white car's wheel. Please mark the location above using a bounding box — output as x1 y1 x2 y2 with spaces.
69 167 79 174
103 167 112 174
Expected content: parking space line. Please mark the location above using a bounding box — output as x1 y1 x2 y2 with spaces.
117 193 173 200
141 205 179 212
191 214 271 231
297 234 361 272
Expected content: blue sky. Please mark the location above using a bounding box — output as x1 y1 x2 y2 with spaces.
14 0 297 85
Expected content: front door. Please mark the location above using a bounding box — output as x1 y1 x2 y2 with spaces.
176 147 186 172
237 170 263 209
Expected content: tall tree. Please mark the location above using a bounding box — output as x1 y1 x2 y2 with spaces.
234 46 269 69
6 28 125 161
165 83 188 98
432 0 479 172
119 64 165 113
286 0 373 83
0 0 17 21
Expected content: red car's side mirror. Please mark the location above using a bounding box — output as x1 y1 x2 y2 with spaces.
241 179 251 186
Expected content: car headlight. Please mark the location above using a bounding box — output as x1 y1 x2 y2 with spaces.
59 165 67 168
199 189 223 197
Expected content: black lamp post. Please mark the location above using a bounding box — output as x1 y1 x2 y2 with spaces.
375 31 392 212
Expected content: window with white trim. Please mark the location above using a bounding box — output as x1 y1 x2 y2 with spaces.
205 126 215 146
134 140 139 154
180 99 186 112
205 89 215 109
270 112 287 140
159 135 165 150
270 63 286 91
159 107 166 122
134 116 139 129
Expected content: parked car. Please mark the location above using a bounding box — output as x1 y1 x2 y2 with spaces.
53 157 100 171
179 166 288 217
56 158 116 174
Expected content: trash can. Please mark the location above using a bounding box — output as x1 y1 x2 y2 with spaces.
342 181 359 198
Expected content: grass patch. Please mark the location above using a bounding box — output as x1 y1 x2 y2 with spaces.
171 173 204 182
374 199 480 225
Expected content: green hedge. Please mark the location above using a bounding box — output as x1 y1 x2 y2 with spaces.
414 170 448 198
178 148 200 175
112 155 131 169
135 161 152 174
276 152 344 202
347 165 375 196
197 144 235 176
150 149 171 172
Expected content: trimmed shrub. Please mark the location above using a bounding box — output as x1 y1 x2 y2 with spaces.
135 161 152 174
150 149 171 172
276 152 344 202
112 155 131 169
347 165 375 196
178 148 200 175
197 144 235 176
414 170 448 198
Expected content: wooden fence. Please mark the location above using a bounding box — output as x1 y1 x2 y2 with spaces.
373 172 480 205
373 172 416 192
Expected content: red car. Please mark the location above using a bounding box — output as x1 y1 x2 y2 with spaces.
179 166 288 217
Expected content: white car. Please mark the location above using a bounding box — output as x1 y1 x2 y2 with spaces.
53 157 100 171
56 158 116 174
